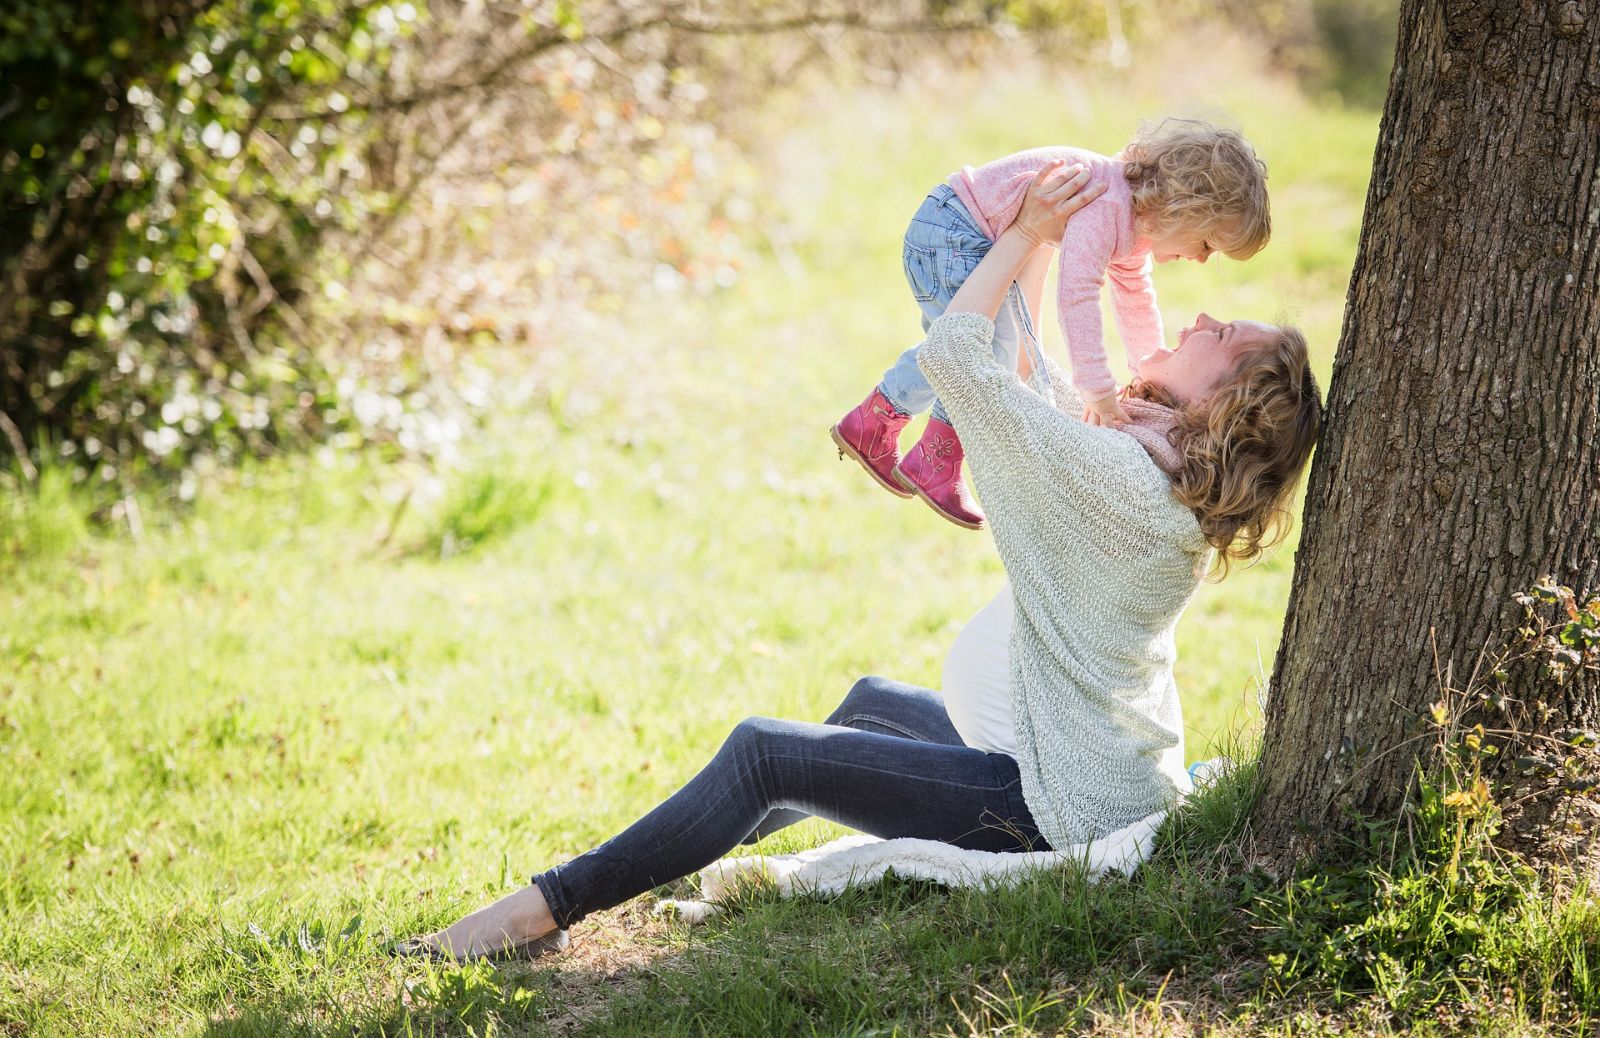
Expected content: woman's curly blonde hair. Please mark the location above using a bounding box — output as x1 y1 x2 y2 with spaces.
1121 117 1271 260
1128 326 1322 578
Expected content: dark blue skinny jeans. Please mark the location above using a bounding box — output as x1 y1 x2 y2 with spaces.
532 675 1047 928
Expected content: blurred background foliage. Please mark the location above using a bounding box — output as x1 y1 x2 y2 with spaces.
0 0 1396 492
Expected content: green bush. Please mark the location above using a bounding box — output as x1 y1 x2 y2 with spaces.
0 0 426 482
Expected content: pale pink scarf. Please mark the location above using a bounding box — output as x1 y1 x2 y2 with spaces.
1113 397 1183 475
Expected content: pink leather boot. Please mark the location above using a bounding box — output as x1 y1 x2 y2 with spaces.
831 388 913 498
894 417 985 529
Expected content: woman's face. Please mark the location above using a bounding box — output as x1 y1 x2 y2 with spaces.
1138 314 1276 405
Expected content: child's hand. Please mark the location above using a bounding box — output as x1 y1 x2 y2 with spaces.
1082 391 1132 428
1015 160 1106 248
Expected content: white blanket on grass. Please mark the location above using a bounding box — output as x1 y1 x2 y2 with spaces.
654 809 1167 925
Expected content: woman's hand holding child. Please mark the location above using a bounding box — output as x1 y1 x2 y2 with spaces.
1014 160 1103 248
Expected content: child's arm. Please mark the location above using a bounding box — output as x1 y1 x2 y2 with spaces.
1055 212 1133 427
1107 255 1164 376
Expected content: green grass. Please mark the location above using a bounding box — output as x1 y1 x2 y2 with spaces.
3 39 1595 1038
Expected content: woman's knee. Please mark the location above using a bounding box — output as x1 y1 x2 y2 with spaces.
826 675 897 724
721 715 789 760
718 716 812 797
828 674 935 726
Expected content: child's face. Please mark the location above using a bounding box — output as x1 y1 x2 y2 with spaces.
1138 313 1275 404
1146 228 1220 264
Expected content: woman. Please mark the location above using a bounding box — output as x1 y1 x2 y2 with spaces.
398 165 1322 961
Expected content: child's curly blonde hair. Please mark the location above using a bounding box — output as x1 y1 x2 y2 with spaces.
1122 117 1271 260
1128 325 1321 577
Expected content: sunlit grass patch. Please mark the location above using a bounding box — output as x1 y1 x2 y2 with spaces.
413 462 559 559
0 463 93 565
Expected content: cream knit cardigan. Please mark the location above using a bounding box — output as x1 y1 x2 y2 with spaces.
918 311 1209 849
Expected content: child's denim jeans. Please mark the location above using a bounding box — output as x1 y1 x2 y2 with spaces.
878 184 1052 424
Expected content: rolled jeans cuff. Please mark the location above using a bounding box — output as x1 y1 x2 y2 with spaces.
531 867 580 930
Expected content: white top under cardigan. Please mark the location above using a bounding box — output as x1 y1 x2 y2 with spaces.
942 580 1189 793
917 311 1209 849
942 585 1018 754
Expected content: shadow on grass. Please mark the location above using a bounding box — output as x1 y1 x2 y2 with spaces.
195 899 706 1038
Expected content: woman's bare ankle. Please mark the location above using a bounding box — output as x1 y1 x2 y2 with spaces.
504 883 557 936
428 883 558 955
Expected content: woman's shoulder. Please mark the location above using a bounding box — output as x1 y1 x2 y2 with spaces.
1041 424 1207 548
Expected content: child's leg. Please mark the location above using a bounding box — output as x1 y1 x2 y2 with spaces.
876 186 993 416
899 256 1021 530
876 310 944 417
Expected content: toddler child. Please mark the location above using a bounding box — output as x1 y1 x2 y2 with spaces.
831 117 1270 529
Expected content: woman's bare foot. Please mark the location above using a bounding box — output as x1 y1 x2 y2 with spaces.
400 883 561 961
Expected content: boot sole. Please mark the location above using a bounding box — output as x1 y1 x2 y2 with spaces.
831 425 914 499
893 465 985 531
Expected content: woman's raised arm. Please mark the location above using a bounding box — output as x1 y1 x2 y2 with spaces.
944 161 1104 321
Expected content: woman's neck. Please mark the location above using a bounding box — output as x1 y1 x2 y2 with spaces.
1125 377 1179 409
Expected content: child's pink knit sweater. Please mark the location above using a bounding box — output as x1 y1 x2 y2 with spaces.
948 147 1161 401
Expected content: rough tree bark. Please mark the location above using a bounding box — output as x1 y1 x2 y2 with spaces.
1254 0 1600 860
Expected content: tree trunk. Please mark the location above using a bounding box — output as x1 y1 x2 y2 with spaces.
1254 0 1600 861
